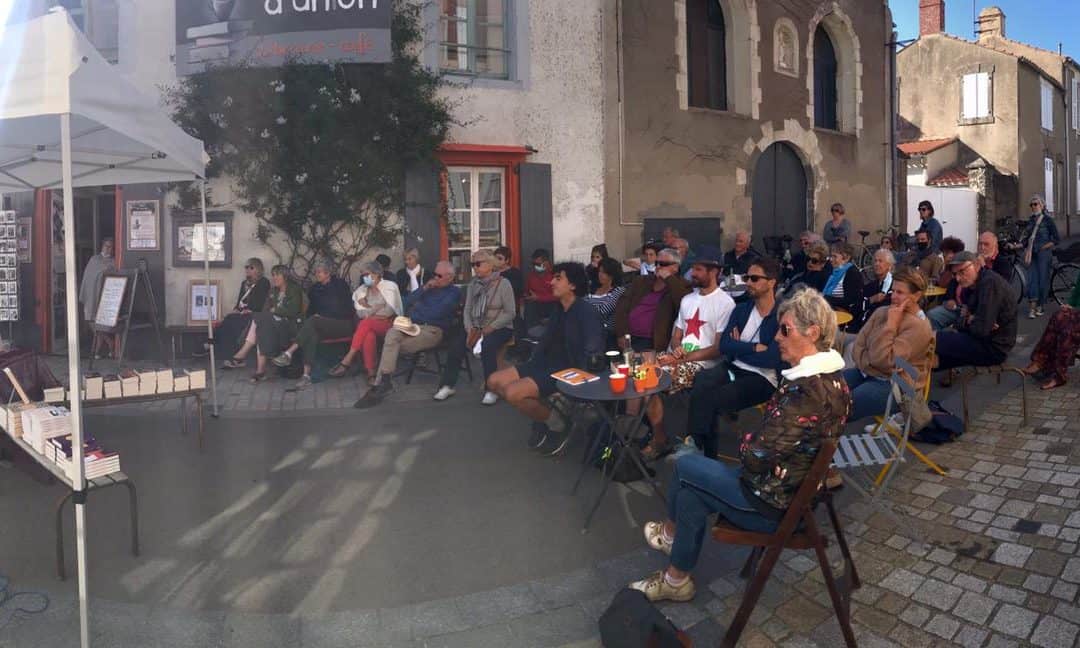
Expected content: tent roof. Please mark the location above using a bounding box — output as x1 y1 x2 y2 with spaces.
0 9 206 193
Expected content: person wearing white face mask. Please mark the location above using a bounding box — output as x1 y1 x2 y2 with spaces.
329 261 403 381
79 237 116 359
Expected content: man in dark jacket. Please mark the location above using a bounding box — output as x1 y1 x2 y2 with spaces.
355 260 462 408
487 262 603 450
614 249 691 352
685 258 784 459
935 251 1017 370
977 231 1014 281
272 261 353 389
722 231 761 276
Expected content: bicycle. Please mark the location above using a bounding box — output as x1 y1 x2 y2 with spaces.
853 227 899 273
998 219 1080 306
1050 243 1080 305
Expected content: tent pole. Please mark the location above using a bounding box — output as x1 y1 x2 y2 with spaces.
201 180 218 416
61 113 91 648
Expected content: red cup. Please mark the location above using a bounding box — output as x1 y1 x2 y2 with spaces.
609 373 627 394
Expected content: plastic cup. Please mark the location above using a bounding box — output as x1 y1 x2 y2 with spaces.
609 373 627 394
633 375 648 392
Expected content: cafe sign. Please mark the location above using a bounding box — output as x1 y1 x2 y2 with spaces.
175 0 391 76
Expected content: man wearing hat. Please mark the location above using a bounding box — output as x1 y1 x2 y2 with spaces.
934 250 1017 370
638 256 735 461
915 200 943 253
354 260 461 409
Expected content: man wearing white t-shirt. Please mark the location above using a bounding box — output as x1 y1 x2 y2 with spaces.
640 258 735 461
684 257 785 460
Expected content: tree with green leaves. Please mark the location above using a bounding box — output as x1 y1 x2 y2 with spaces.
167 1 453 278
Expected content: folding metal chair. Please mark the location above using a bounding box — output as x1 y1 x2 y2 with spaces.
832 356 923 518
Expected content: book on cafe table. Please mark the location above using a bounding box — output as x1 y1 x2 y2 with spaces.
156 368 174 394
102 374 122 399
550 368 600 386
43 386 66 403
83 372 103 401
186 368 206 391
119 369 139 398
172 369 190 393
136 369 158 396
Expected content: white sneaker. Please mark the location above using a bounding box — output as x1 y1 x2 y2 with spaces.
481 391 499 405
433 386 456 401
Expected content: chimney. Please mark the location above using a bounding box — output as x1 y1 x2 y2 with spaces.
919 0 945 37
977 6 1006 41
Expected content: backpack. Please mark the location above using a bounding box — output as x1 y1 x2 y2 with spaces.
912 400 963 444
599 588 689 648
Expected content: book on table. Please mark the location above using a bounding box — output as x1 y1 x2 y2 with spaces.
103 374 122 399
550 368 600 386
173 369 190 392
119 369 139 398
186 368 206 390
136 369 158 396
43 386 66 403
21 406 72 454
45 433 120 480
84 372 104 401
156 368 174 394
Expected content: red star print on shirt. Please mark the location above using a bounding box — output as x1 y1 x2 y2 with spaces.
684 308 706 340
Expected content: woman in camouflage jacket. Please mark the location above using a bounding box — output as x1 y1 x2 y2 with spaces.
630 288 851 603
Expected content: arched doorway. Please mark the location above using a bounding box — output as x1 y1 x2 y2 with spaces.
751 142 808 245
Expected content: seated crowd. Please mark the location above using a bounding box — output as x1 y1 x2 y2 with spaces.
213 208 1076 606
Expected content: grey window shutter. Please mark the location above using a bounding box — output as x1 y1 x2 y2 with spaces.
518 163 553 263
404 162 442 266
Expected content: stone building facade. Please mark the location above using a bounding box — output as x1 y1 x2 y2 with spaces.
897 3 1080 234
601 0 894 259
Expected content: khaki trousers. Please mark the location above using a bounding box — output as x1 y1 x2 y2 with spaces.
377 325 444 380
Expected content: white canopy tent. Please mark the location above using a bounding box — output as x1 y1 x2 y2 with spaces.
0 9 213 647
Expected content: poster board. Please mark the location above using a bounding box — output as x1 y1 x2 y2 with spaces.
173 211 232 268
93 273 130 331
126 199 160 251
187 279 222 326
0 210 18 321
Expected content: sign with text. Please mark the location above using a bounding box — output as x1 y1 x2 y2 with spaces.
175 0 391 76
94 275 130 330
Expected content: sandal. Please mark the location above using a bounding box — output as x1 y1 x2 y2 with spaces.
223 358 245 369
250 372 268 384
328 362 351 378
1040 377 1065 391
1022 363 1042 376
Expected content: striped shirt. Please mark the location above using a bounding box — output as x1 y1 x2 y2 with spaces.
585 286 626 331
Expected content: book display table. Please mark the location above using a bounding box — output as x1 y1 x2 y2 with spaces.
73 390 207 451
2 426 139 581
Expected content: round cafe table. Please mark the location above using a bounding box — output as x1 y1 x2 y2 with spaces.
924 285 946 297
834 310 854 327
558 372 672 532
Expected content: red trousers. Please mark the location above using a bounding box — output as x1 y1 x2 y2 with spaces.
351 317 394 373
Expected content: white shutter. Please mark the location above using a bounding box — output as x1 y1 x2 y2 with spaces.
1045 157 1055 212
1073 78 1080 131
976 73 991 117
962 73 991 119
1076 158 1080 213
1041 78 1054 131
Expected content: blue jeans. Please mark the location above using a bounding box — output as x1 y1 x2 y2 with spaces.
842 368 892 422
927 305 959 331
1026 248 1053 306
667 454 777 572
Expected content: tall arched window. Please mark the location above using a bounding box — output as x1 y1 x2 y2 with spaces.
687 0 727 110
813 25 838 130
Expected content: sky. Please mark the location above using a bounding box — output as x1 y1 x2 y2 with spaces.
888 0 1079 59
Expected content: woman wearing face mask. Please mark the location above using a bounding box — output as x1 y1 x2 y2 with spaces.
329 261 403 380
1021 194 1061 319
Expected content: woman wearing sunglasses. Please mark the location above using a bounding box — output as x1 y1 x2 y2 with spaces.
782 241 831 297
1021 194 1061 319
630 288 849 602
217 257 270 364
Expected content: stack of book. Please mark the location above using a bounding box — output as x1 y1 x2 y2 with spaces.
119 369 139 398
21 405 72 454
103 374 122 399
44 431 120 480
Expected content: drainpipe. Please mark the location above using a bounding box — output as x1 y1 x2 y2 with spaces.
615 0 638 228
1066 62 1073 236
887 29 899 230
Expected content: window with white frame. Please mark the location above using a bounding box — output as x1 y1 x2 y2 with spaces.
439 0 510 79
1076 157 1080 213
961 72 991 120
446 167 505 281
1041 78 1054 131
1044 157 1055 212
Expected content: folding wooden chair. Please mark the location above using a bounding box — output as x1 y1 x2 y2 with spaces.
867 339 947 483
713 438 859 648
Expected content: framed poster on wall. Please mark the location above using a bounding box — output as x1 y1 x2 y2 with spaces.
126 199 160 250
187 279 222 326
173 211 232 268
